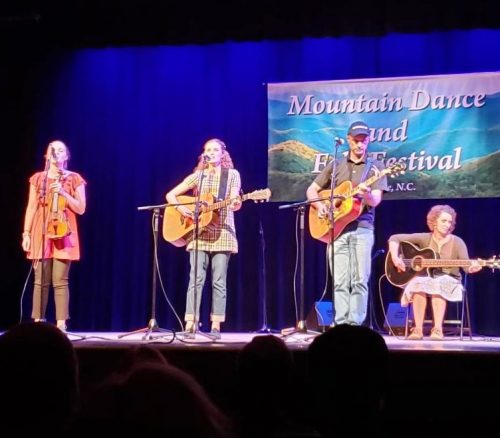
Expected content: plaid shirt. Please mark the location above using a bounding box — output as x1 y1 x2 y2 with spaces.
182 168 241 253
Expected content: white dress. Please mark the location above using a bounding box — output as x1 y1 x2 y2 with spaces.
397 234 466 307
401 275 463 307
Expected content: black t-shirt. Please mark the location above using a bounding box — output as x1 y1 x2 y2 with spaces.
313 155 388 230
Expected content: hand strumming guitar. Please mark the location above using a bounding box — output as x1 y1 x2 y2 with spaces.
391 254 406 273
388 241 406 272
177 205 193 218
315 202 329 219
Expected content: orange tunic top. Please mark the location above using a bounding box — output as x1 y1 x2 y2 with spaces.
27 171 86 261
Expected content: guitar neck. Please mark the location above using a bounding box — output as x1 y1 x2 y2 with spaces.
205 194 247 212
403 258 478 268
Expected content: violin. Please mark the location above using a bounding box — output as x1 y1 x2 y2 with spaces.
46 169 71 240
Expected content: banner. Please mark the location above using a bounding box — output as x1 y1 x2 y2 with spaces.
267 72 500 201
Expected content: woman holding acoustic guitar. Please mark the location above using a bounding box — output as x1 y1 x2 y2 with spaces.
166 138 241 338
22 140 86 332
388 204 482 340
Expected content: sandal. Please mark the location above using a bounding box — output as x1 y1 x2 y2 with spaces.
182 322 196 339
209 322 221 340
209 328 221 340
407 327 423 340
430 328 444 340
56 320 67 332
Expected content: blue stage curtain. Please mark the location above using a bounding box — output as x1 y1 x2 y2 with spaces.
27 30 500 334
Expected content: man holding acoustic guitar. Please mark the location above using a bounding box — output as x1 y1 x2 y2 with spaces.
165 138 242 339
306 121 388 327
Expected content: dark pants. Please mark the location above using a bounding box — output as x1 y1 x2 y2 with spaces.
32 258 71 320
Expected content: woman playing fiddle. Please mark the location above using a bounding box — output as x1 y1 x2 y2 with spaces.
22 140 86 331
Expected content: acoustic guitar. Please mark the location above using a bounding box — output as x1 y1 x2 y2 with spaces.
309 162 405 243
385 240 499 287
163 188 271 247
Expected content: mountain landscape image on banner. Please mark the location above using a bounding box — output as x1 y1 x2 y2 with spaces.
267 72 500 202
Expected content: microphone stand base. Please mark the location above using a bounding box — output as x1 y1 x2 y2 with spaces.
118 318 174 340
280 321 322 338
252 325 280 334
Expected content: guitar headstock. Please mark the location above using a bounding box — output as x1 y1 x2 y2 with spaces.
484 255 500 271
383 162 406 178
247 188 271 203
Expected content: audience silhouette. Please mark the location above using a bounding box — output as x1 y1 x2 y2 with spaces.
307 325 389 438
73 346 233 437
5 320 491 438
0 322 79 437
235 334 319 438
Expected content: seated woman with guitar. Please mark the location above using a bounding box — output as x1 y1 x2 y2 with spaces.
388 204 482 340
22 140 87 332
165 138 241 338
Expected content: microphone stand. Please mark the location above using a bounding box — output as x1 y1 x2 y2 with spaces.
327 140 343 328
253 218 278 334
119 203 174 340
180 165 218 341
34 157 51 323
279 199 322 339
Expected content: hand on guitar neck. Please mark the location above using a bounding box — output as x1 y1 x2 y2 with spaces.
308 162 405 243
356 182 378 207
175 196 241 219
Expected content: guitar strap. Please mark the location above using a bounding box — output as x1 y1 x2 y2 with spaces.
358 157 373 211
359 157 373 184
217 167 229 201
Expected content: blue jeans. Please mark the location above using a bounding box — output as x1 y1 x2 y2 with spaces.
329 227 374 325
185 251 231 323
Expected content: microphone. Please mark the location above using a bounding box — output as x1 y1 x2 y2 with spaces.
334 137 345 145
202 154 210 162
51 145 57 160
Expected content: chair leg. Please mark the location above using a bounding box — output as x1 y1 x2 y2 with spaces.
465 288 472 340
405 304 410 338
460 300 464 341
460 284 472 341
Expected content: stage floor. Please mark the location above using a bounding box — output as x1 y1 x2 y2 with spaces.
65 330 500 353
